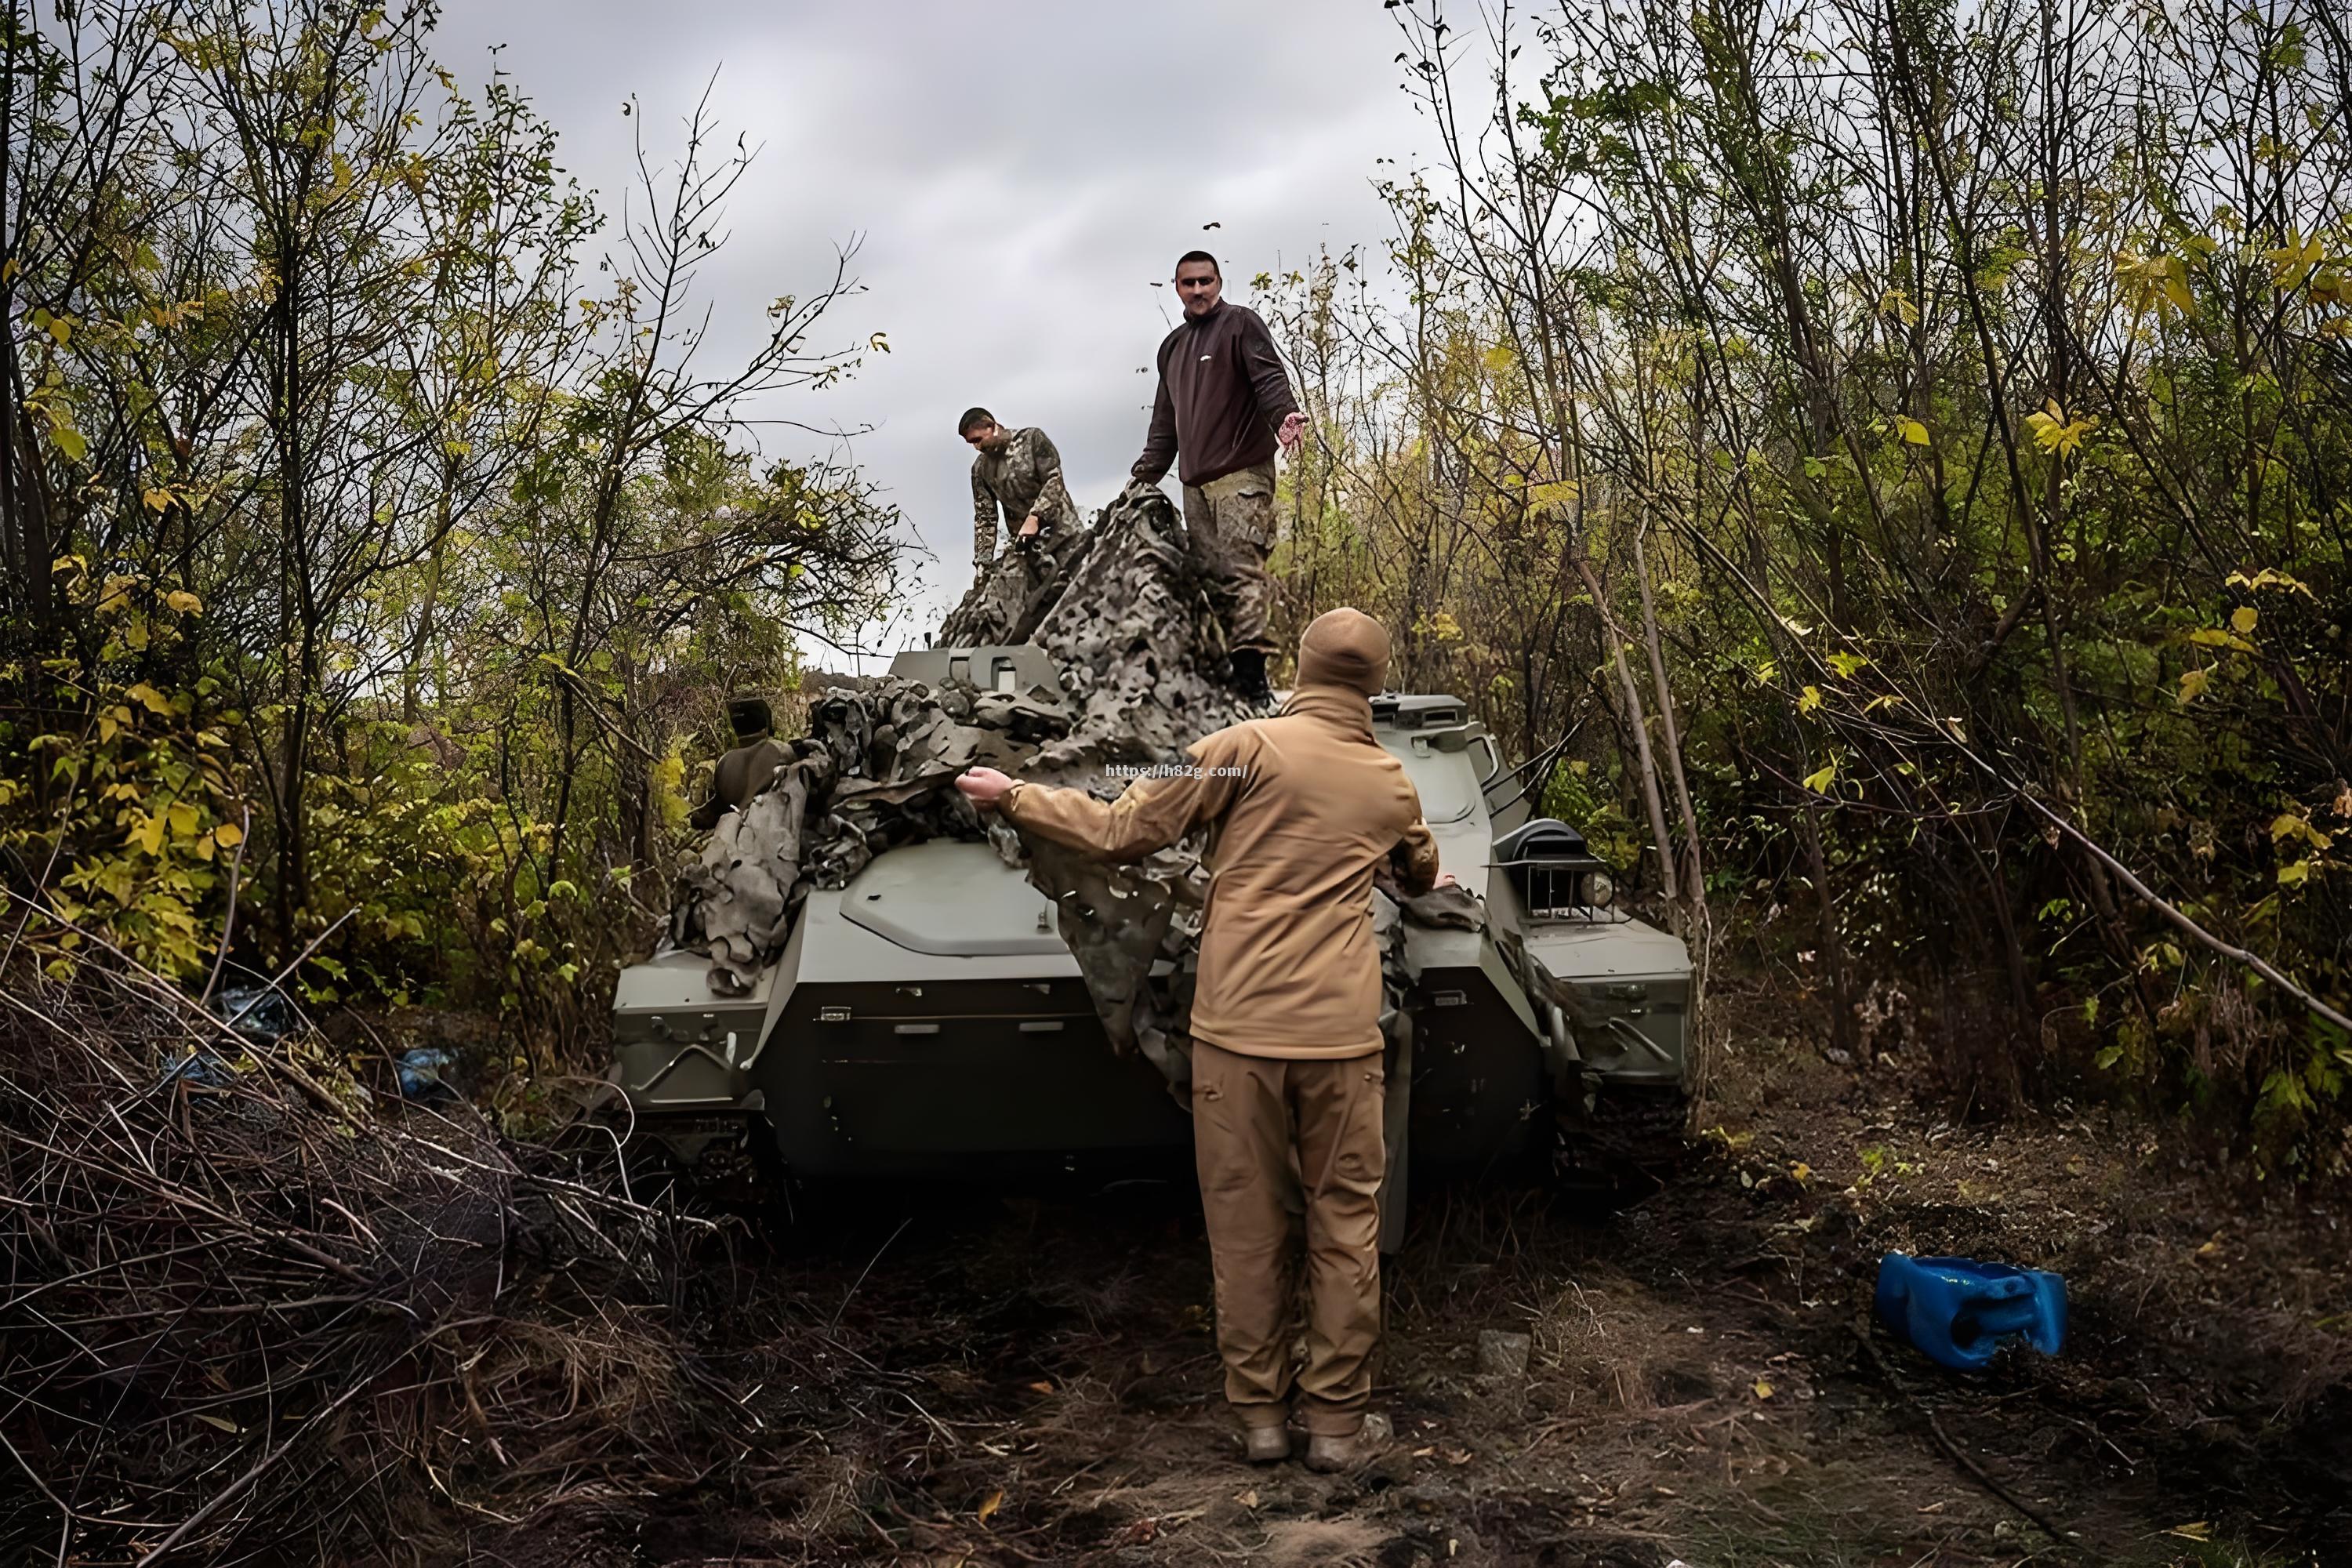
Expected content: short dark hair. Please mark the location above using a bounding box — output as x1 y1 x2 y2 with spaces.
957 406 996 435
1174 249 1220 278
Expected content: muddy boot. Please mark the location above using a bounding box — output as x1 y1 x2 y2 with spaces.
1229 648 1274 710
1303 1412 1390 1474
1242 1421 1292 1464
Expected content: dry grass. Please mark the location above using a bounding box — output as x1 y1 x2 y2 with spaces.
0 963 775 1566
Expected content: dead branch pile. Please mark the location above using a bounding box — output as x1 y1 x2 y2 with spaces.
0 972 778 1565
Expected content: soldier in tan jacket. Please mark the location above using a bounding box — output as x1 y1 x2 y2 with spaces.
956 608 1450 1470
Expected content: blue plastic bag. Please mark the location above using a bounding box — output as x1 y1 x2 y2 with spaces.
395 1047 457 1099
1875 1252 2066 1370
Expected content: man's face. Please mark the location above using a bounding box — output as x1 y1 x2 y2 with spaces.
962 421 1008 453
1175 260 1222 317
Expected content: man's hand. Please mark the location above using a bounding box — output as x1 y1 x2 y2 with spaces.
1018 514 1041 539
956 766 1017 811
1276 410 1307 453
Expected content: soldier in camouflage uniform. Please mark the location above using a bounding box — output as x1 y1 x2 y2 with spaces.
962 408 1083 581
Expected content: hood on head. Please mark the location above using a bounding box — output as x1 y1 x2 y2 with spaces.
1296 607 1389 697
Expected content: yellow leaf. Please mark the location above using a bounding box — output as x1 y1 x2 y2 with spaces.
125 681 173 716
868 331 891 354
978 1489 1003 1523
1789 1162 1812 1182
167 801 199 838
165 590 202 615
47 315 71 344
212 821 245 848
2278 861 2311 887
1752 1378 1775 1399
1027 1381 1054 1394
2177 668 2209 704
1802 764 1837 794
0 256 16 282
2227 567 2316 598
1798 685 1822 713
1897 417 1930 446
2165 1522 2212 1541
130 813 165 856
144 487 173 514
2230 605 2257 635
192 1412 240 1434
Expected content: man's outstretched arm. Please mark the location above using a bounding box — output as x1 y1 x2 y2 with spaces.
958 737 1248 863
1235 307 1307 452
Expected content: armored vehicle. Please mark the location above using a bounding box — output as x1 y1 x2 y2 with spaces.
607 644 1693 1236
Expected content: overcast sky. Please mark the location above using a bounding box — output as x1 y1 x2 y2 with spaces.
428 0 1443 670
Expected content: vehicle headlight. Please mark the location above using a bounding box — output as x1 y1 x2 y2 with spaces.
1585 871 1615 908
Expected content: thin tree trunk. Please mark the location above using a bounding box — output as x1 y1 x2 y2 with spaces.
1573 552 1681 919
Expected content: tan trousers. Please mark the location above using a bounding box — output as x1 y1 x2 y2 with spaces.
1181 461 1279 656
1189 1040 1385 1436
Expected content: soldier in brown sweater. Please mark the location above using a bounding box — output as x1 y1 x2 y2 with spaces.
956 608 1451 1471
1132 251 1307 709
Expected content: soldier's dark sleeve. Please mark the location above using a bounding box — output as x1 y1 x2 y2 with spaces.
1131 337 1178 482
971 461 1000 569
1235 307 1301 431
688 753 731 832
1027 429 1080 528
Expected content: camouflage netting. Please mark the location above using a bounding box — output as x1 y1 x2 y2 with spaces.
670 478 1434 1087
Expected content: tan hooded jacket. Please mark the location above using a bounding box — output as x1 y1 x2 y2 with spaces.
1000 608 1441 1058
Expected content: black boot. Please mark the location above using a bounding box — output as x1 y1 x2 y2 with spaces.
1229 648 1274 710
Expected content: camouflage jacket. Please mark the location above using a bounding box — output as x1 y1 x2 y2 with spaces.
971 426 1081 570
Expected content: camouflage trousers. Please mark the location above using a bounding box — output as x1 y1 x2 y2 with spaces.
1181 460 1278 656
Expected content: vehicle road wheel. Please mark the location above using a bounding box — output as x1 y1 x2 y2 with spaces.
1551 1083 1693 1204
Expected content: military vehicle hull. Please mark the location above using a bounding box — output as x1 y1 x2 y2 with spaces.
611 648 1694 1222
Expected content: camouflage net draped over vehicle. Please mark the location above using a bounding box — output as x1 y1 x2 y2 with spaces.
672 479 1436 1087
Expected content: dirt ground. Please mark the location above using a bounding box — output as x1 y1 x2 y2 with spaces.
486 1015 2350 1568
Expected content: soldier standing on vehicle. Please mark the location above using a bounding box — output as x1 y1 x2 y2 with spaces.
955 607 1454 1472
963 408 1083 581
688 694 791 832
1131 250 1308 710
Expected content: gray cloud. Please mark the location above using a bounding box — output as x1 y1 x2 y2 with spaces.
428 0 1438 666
